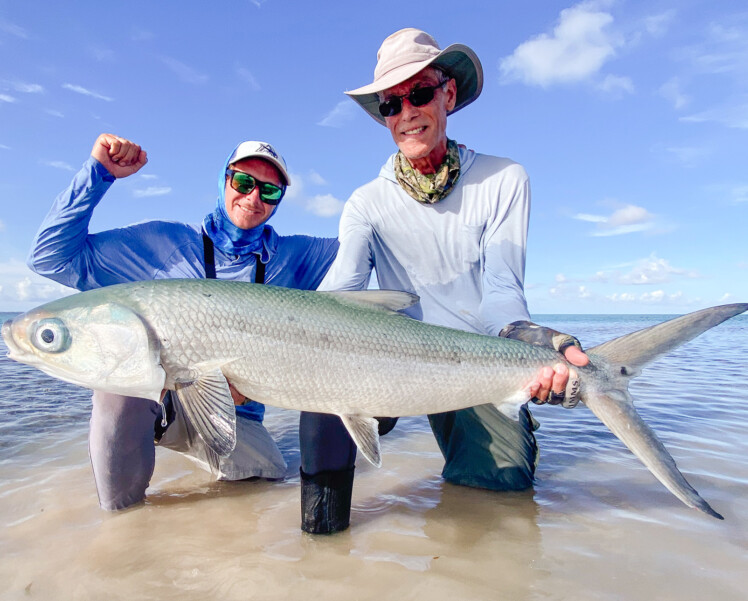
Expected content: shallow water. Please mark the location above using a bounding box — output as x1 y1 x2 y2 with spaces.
0 312 746 601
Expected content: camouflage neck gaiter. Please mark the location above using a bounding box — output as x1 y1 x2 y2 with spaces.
394 139 461 204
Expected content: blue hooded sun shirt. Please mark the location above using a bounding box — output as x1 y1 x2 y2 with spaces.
28 143 339 421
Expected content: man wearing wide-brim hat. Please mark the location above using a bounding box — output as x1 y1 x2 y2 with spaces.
298 28 589 535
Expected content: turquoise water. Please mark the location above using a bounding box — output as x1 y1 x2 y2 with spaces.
0 311 747 601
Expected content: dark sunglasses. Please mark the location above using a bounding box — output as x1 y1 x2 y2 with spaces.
226 169 285 205
378 80 449 118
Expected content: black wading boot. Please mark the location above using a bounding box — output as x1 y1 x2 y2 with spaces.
300 467 355 534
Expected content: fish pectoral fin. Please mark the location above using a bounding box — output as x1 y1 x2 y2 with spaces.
339 414 382 467
174 368 236 458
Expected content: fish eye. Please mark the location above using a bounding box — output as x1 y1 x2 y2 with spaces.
30 318 71 353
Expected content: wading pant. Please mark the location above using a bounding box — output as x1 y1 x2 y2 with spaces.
428 404 539 491
89 391 287 511
297 405 538 526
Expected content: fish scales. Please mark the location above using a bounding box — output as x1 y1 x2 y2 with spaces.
121 280 551 416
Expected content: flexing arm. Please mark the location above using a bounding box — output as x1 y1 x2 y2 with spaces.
27 135 150 290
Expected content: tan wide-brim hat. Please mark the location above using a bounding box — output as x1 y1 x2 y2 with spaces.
346 28 483 125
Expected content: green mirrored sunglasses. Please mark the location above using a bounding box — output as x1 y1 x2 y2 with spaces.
226 169 285 205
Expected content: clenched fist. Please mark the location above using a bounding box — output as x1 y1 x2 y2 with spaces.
91 133 148 178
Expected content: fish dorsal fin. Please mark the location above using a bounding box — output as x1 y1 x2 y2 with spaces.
174 367 236 457
339 414 382 467
589 303 748 373
326 290 419 313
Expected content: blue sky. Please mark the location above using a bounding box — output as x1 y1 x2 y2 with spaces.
0 0 746 314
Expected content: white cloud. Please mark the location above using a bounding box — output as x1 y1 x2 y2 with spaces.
0 143 9 150
685 22 748 76
681 97 748 129
284 172 344 217
62 83 114 102
658 77 689 110
729 184 748 204
318 100 357 127
574 203 656 236
704 182 748 204
90 46 115 62
616 255 699 285
606 289 686 305
284 172 305 201
499 1 624 87
0 19 28 39
235 65 260 90
45 109 64 118
659 144 712 167
307 194 344 217
643 11 676 37
160 56 209 85
597 74 634 96
42 160 75 172
0 260 75 310
309 170 327 186
132 29 155 42
3 81 44 94
0 94 16 103
133 186 171 198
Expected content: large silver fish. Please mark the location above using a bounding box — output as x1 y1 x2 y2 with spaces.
2 279 746 519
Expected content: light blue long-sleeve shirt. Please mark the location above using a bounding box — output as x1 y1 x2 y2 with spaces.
28 156 339 420
318 146 531 336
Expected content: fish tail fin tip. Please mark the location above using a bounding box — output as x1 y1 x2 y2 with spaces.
584 391 723 519
588 303 748 373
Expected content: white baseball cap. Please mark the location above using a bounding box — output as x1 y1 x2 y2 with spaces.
228 141 291 186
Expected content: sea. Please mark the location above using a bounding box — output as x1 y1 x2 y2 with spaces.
0 311 746 601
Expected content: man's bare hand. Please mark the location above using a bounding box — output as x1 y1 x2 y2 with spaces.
228 383 248 406
529 346 588 406
91 133 147 178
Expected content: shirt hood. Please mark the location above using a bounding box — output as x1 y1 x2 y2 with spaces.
202 142 281 258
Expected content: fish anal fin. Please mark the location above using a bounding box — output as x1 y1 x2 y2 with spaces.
340 414 382 467
174 368 236 457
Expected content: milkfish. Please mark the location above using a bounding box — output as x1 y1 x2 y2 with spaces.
2 279 746 519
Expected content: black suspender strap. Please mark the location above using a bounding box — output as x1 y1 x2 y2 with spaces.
202 232 216 279
254 256 266 284
202 232 265 284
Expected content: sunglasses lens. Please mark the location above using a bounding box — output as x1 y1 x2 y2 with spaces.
259 184 284 204
378 97 401 118
231 172 256 194
409 87 437 107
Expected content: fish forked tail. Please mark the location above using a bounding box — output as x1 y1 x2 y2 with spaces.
582 303 748 520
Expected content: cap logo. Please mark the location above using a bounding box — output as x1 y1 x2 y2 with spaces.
257 143 279 159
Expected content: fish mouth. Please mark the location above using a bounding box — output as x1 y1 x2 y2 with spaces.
2 318 30 362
